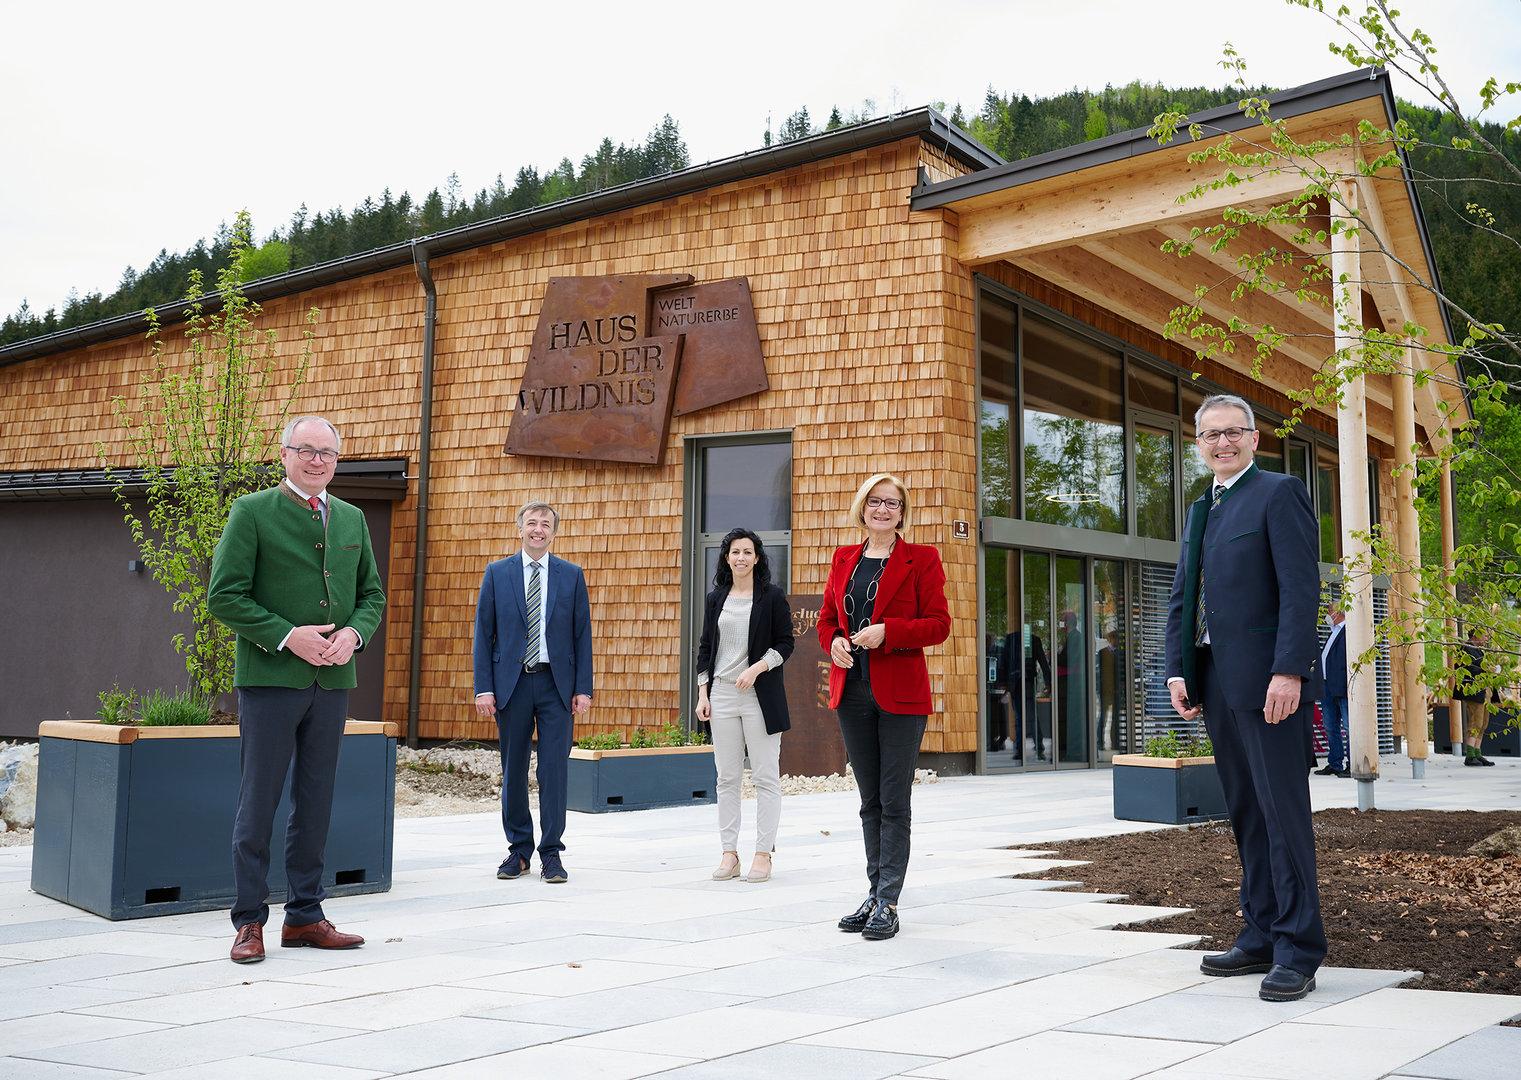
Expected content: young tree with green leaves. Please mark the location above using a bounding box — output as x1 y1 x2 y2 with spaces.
1146 1 1521 768
109 210 316 700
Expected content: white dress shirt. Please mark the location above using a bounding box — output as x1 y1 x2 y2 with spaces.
522 551 551 665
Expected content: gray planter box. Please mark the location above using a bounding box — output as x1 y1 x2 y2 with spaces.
31 720 395 920
1112 753 1229 825
566 745 716 813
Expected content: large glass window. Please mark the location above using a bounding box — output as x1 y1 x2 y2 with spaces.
1317 443 1341 562
1180 384 1214 507
979 295 1017 517
1128 362 1177 415
1134 423 1177 541
702 442 790 534
984 549 1016 767
1256 425 1285 474
1022 314 1125 532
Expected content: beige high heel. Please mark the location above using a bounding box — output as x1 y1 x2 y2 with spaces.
745 851 773 883
711 852 740 880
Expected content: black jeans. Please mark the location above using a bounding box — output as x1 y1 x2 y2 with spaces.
837 679 927 906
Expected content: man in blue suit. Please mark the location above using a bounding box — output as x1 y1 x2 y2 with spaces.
1166 394 1327 1003
473 500 593 883
1315 608 1350 778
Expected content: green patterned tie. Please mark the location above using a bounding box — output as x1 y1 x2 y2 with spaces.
524 562 542 665
1195 484 1223 646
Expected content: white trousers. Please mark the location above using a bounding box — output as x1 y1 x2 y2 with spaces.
710 678 782 854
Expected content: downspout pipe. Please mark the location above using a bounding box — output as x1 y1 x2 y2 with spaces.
406 241 437 749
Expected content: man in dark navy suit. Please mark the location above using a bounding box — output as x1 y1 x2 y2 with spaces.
473 500 593 884
1315 608 1350 778
1166 393 1326 1002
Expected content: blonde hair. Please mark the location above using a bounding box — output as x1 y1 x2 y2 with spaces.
848 473 910 532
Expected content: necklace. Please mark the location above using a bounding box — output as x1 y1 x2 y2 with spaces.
843 538 894 637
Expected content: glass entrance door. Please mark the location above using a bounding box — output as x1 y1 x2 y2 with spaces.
983 548 1130 771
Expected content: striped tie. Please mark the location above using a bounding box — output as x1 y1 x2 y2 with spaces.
523 562 542 665
1195 484 1223 646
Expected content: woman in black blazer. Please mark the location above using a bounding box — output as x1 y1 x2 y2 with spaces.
694 528 794 882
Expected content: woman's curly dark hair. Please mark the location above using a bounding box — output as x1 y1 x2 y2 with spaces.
713 527 772 592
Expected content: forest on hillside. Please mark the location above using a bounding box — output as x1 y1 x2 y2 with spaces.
3 84 1517 368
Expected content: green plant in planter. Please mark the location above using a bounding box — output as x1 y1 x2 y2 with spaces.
135 689 213 727
96 686 140 725
575 732 622 751
1144 731 1214 759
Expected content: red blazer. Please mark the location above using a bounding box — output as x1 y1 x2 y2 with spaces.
817 539 952 714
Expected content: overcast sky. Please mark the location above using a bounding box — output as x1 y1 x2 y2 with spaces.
3 0 1518 319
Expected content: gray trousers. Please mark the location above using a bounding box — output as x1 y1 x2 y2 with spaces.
231 684 348 929
837 679 927 906
710 677 782 854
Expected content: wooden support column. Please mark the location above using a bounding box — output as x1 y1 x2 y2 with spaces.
1394 339 1427 769
1440 457 1461 748
1332 180 1379 804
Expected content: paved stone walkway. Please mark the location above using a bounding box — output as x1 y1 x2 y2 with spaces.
1 751 1517 1079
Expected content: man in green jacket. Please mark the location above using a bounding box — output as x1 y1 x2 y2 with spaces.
209 416 386 964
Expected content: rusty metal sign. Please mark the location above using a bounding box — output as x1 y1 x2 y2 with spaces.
653 278 769 416
507 273 767 465
780 595 848 778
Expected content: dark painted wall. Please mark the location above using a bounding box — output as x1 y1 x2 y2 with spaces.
0 497 391 739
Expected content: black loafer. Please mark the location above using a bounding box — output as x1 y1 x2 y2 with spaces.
1259 964 1316 1002
496 854 529 880
861 901 900 941
1200 946 1273 977
838 897 875 933
540 860 569 884
1313 765 1339 776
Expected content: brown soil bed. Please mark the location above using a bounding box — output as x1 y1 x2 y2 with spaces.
1039 809 1521 1000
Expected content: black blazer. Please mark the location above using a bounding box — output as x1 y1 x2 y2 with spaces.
695 583 795 734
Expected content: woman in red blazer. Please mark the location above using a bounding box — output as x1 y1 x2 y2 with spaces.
817 473 951 940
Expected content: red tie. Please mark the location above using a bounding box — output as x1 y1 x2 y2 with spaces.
308 496 320 511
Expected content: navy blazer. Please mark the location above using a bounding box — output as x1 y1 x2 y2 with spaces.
1166 465 1323 713
1322 624 1348 699
473 553 593 710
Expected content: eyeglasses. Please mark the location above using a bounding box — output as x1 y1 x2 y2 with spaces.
866 496 903 510
1197 427 1254 445
285 445 340 463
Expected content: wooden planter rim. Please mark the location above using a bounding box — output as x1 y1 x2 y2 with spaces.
570 745 715 761
37 719 399 744
1111 753 1217 769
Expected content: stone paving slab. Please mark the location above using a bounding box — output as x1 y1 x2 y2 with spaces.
0 755 1515 1079
1392 1024 1521 1080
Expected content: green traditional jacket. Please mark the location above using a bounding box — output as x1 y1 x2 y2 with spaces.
208 483 386 689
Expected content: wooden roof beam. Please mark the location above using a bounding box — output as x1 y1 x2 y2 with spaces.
957 147 1357 265
1014 246 1396 443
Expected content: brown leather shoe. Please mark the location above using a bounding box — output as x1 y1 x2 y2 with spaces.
281 919 364 950
230 923 264 964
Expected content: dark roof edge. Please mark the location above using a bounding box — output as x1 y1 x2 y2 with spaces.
911 68 1389 209
1 110 998 369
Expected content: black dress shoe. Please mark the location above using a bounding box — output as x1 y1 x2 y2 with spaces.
1259 964 1316 1002
838 897 875 933
1199 946 1274 977
1479 755 1496 766
861 901 900 941
1465 754 1483 767
1313 765 1339 776
497 854 529 880
540 859 569 884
